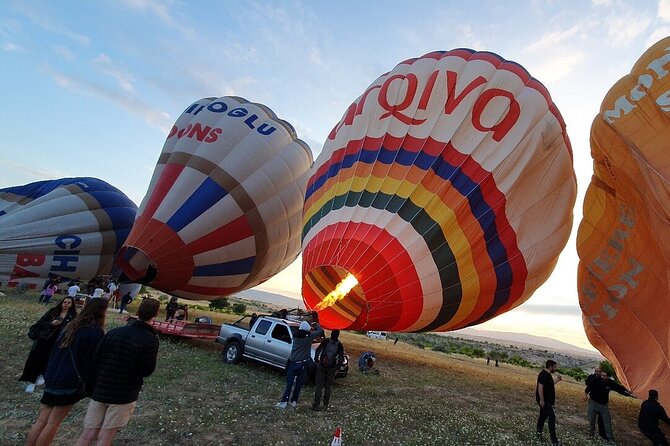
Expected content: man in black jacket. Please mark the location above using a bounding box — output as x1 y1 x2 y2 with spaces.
75 298 160 446
639 389 670 445
585 370 632 443
312 329 344 411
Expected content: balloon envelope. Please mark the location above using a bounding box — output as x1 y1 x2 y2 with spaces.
577 37 670 402
302 49 577 332
115 96 313 300
0 177 137 289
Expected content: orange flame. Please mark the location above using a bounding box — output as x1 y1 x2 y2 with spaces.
314 273 359 311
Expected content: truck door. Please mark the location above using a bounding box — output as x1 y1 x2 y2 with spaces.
245 319 272 357
265 323 293 366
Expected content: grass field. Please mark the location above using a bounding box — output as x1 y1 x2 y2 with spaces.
0 291 650 445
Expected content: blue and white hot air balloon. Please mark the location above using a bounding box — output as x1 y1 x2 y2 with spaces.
0 177 137 289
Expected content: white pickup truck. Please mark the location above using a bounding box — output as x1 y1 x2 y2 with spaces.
216 315 348 379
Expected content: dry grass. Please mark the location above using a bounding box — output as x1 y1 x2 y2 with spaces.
0 290 652 445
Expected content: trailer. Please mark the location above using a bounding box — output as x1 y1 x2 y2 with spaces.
150 319 221 340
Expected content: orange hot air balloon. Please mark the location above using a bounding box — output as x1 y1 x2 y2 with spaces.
578 36 670 403
302 49 577 332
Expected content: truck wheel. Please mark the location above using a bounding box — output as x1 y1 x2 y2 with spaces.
223 341 242 364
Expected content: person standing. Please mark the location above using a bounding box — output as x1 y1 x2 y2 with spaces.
118 292 132 314
536 359 563 446
585 369 632 443
276 320 324 409
41 282 59 305
20 297 77 393
75 298 160 446
165 296 178 321
312 329 344 411
639 389 670 445
67 282 81 298
25 299 107 446
585 366 607 439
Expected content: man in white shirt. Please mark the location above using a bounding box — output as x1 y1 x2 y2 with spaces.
67 282 81 297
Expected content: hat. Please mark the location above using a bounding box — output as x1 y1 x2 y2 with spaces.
299 321 311 331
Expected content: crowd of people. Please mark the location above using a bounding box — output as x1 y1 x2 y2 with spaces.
20 291 161 446
17 287 670 445
536 359 670 446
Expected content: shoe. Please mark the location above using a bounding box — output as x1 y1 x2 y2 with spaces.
35 375 45 386
25 383 36 393
290 401 297 408
275 401 287 409
311 404 321 411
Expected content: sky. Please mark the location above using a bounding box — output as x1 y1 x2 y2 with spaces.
1 0 669 351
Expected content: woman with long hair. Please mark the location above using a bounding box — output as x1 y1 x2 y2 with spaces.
20 297 77 393
25 298 107 446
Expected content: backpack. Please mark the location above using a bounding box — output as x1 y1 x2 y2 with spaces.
320 340 340 368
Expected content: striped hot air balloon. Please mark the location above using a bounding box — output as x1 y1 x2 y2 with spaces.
302 49 577 332
115 96 313 300
0 177 137 289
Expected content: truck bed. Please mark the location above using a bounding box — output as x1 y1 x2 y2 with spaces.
151 319 221 339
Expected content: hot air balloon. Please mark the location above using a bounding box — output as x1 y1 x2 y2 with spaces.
0 177 137 289
577 37 670 402
302 49 577 332
115 96 313 300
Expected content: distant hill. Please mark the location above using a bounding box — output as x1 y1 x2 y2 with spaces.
236 289 304 310
237 289 602 362
441 328 603 360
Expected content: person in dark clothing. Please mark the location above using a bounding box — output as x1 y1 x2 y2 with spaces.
25 299 107 446
585 367 607 439
276 320 324 409
585 369 632 442
75 298 160 446
20 297 77 393
165 296 178 320
536 359 563 446
249 313 259 329
312 329 344 411
118 292 133 314
639 389 670 445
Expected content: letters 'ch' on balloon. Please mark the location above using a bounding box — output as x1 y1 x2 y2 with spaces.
0 177 137 289
302 49 577 332
577 37 670 403
115 96 313 300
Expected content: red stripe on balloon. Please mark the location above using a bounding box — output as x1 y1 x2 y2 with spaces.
186 215 253 256
143 163 184 220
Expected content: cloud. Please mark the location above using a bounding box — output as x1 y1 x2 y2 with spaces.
2 43 21 51
522 25 588 82
0 158 63 184
660 0 670 21
514 303 582 317
51 44 74 60
14 1 90 45
120 0 174 25
603 9 651 46
94 53 136 93
647 26 670 47
49 67 172 133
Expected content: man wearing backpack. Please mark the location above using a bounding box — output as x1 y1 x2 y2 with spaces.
312 329 344 411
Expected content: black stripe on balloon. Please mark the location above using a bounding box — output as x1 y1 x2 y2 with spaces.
303 190 464 330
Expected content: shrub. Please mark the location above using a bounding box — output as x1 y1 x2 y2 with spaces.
231 303 247 314
209 298 229 310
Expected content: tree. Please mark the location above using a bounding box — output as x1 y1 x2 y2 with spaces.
232 303 247 314
600 360 618 381
209 297 229 310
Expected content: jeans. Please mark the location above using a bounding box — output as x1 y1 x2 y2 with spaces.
537 404 558 444
313 365 336 407
280 360 307 403
588 399 614 440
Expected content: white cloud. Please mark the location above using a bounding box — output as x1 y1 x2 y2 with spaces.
522 25 588 83
94 53 136 93
604 11 651 46
647 26 670 47
0 158 62 185
51 44 74 60
2 42 21 51
659 0 670 21
49 67 172 133
14 1 90 45
120 0 174 25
